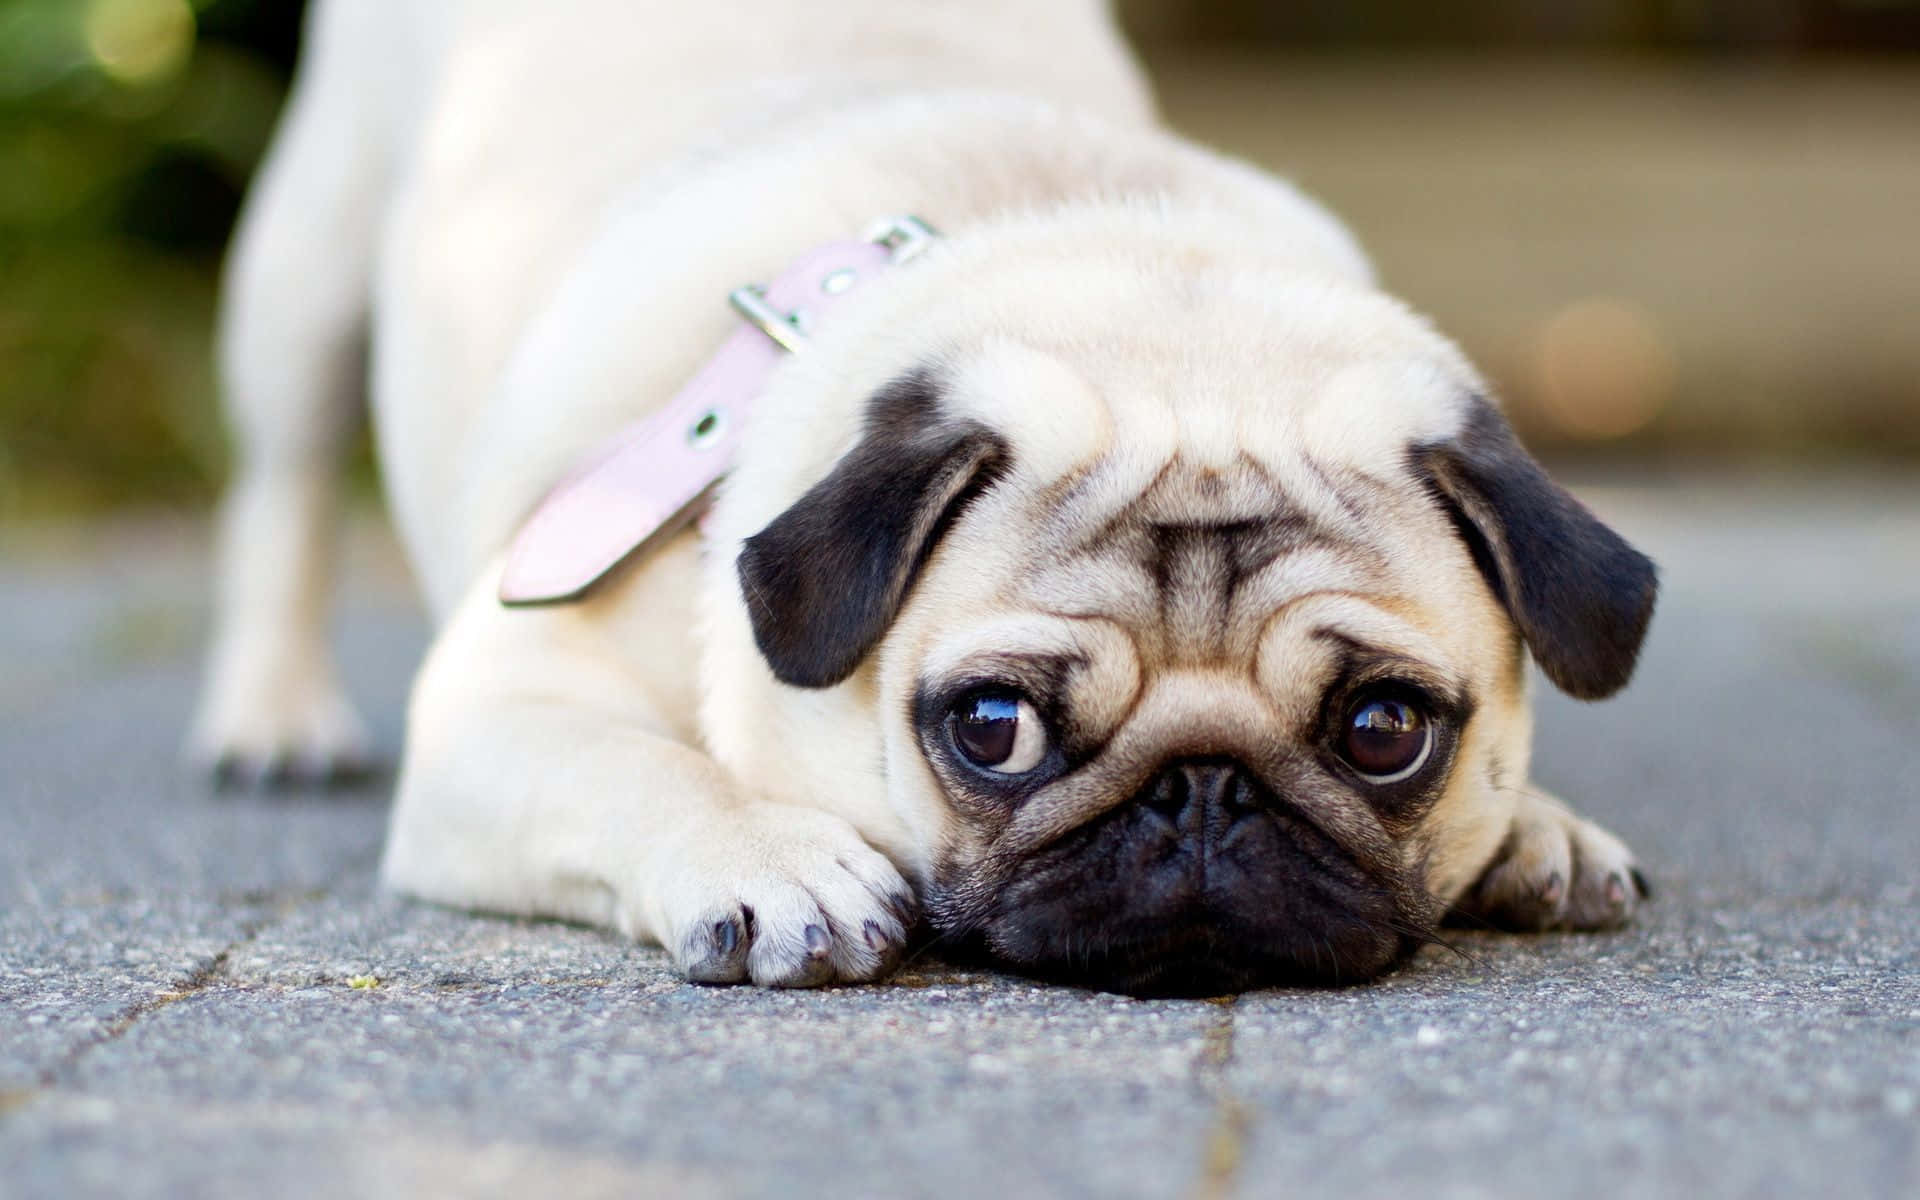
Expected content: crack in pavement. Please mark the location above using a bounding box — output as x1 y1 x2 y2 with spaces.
11 892 329 1115
1190 996 1248 1200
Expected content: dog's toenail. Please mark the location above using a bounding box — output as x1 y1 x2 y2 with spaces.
804 924 831 957
1540 872 1565 905
1630 867 1653 900
1606 874 1627 906
862 920 888 951
714 919 740 955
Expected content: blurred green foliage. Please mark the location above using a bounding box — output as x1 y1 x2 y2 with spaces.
0 0 299 517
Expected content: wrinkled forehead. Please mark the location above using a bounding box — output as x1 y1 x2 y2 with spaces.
962 466 1465 657
1021 463 1386 663
901 332 1506 695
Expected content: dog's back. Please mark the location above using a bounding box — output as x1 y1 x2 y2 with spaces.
351 0 1155 605
194 0 1153 769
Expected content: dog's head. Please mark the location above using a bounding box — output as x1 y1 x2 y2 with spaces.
724 216 1656 995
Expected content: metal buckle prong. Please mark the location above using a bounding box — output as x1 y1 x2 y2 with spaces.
728 285 810 353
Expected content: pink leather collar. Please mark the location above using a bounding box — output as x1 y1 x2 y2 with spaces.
498 217 938 607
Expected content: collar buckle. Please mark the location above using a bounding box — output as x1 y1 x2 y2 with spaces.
727 215 938 354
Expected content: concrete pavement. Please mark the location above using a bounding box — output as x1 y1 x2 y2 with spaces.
2 468 1916 1198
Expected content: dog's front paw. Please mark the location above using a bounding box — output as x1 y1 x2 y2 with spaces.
1452 790 1649 931
640 805 917 988
186 652 373 786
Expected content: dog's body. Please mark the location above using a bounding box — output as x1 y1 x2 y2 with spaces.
194 0 1655 993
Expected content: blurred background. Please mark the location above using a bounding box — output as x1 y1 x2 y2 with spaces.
1 0 1916 520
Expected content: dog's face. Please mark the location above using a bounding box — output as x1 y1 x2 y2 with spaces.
730 221 1656 995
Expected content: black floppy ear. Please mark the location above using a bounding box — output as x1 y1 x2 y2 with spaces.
1415 398 1658 700
737 373 1009 688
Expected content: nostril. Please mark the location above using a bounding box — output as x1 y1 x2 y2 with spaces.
1142 768 1193 826
1220 768 1265 814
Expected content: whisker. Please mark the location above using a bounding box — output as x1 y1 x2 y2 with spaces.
1441 904 1499 933
1378 915 1485 968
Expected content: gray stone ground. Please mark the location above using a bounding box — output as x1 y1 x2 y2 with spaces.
2 467 1916 1199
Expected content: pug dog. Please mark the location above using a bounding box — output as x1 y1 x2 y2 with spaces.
191 0 1656 995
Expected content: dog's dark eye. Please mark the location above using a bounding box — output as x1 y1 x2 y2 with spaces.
950 691 1048 775
1339 692 1433 783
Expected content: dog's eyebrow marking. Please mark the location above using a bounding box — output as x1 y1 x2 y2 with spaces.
917 650 1084 703
1308 626 1436 672
1023 457 1404 675
1308 627 1474 716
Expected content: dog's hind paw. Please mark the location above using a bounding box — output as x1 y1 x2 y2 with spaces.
1451 789 1648 932
186 661 375 787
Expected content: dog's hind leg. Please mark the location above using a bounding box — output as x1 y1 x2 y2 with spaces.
189 0 392 783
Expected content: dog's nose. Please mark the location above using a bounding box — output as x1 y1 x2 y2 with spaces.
1138 757 1266 831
